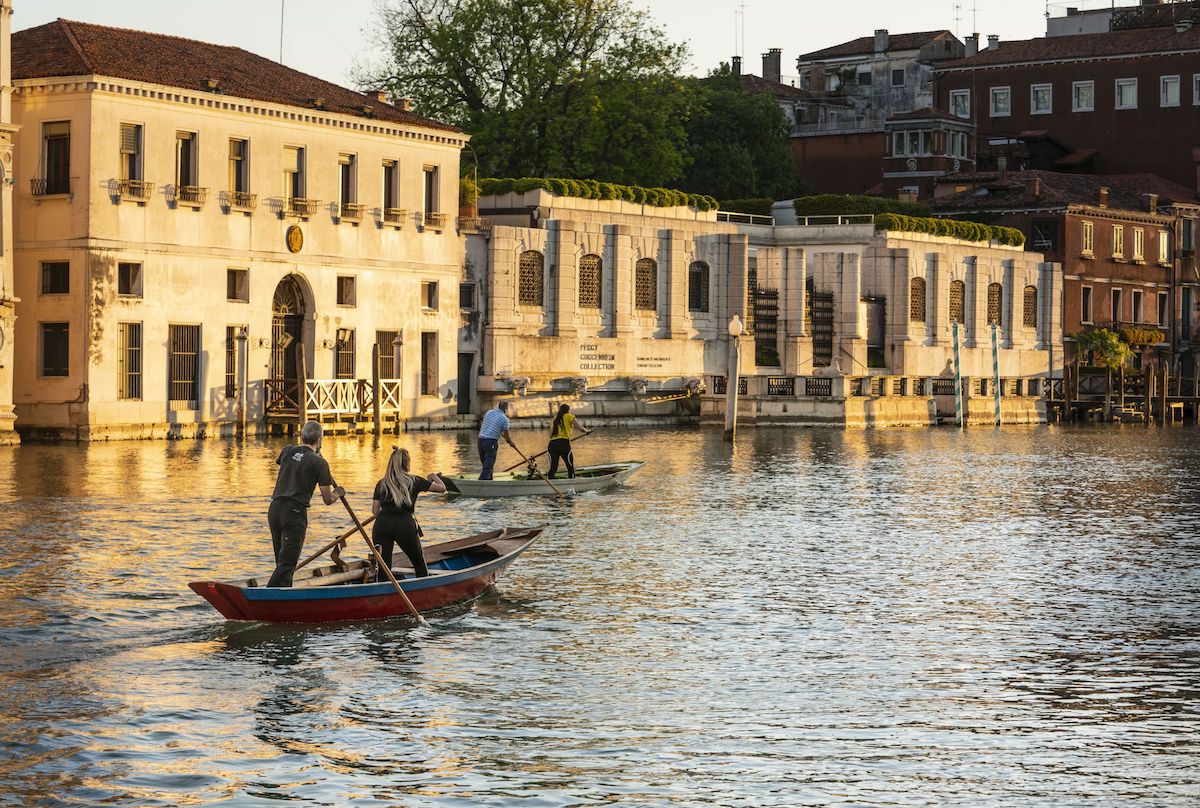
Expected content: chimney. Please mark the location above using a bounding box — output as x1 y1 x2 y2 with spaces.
369 90 389 103
965 33 979 57
732 55 742 77
1024 177 1041 198
762 48 782 84
874 29 889 53
1098 186 1109 208
398 97 413 112
1146 193 1159 214
987 34 1000 50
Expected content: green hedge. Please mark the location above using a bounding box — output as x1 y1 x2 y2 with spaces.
794 194 930 217
719 197 774 216
875 213 1026 247
479 177 719 211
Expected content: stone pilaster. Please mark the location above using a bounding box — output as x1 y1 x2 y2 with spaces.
607 224 632 337
930 252 948 347
661 228 687 339
551 220 578 340
0 0 17 444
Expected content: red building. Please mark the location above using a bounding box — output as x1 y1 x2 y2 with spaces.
933 21 1200 189
882 108 975 198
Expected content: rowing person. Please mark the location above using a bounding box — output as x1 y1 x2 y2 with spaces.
547 403 592 479
266 420 344 587
370 447 446 581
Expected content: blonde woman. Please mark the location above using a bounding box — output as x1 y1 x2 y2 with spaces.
371 447 446 580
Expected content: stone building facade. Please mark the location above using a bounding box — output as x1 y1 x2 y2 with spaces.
11 20 466 439
0 0 16 445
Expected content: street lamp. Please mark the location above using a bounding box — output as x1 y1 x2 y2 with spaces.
724 314 744 441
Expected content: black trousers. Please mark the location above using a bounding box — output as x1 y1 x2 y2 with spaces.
372 512 429 580
547 438 574 478
267 498 308 587
478 437 499 480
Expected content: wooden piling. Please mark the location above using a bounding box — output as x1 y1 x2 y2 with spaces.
372 343 382 436
297 342 308 433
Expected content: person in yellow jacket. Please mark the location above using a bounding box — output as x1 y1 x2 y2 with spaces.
547 403 591 478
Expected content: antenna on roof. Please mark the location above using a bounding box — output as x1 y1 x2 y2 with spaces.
954 1 963 36
279 0 285 64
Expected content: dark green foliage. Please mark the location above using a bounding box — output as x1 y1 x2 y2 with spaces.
479 177 718 210
720 198 774 216
794 195 931 217
875 213 1026 246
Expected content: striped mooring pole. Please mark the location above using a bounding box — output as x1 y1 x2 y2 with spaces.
953 320 963 429
991 322 1002 426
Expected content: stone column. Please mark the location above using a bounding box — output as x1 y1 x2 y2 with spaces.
0 0 17 444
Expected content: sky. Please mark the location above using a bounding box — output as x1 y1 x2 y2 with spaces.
18 0 1108 88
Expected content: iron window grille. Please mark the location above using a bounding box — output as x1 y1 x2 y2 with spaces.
168 324 201 406
949 280 965 324
518 251 545 306
909 277 926 322
635 258 657 312
118 322 142 399
579 254 602 309
688 261 710 312
41 261 69 294
987 283 1002 326
1023 286 1038 328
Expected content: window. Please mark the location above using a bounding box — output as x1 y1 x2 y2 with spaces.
579 254 602 309
225 325 243 397
1132 290 1143 323
176 131 198 188
118 322 142 399
423 166 439 214
635 258 657 312
335 329 355 379
1184 288 1193 340
376 330 399 377
908 130 921 155
118 262 142 297
119 123 143 181
167 324 201 406
1158 230 1171 264
1159 291 1169 326
382 160 399 211
893 131 906 156
1195 75 1200 106
1072 81 1094 112
688 261 710 313
41 323 69 377
1023 285 1038 328
909 276 926 322
1115 78 1137 110
1161 75 1180 108
337 275 356 306
1081 221 1094 255
1184 219 1195 254
1082 285 1093 324
420 332 438 395
989 86 1011 117
339 153 357 213
228 138 249 194
227 268 248 302
1132 228 1145 262
1112 225 1125 258
41 121 71 194
950 89 970 118
857 69 871 86
1031 83 1052 114
987 282 1002 326
421 280 438 310
1111 288 1123 322
1032 220 1057 251
891 68 905 87
41 261 69 294
518 250 544 306
459 283 476 310
283 145 305 200
947 131 968 158
949 279 965 324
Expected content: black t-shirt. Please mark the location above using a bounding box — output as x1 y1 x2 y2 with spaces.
372 476 433 517
271 445 334 507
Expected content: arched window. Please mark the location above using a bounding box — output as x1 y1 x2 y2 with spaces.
949 279 965 324
688 261 710 312
1023 285 1038 328
635 258 657 311
987 282 1003 325
578 254 601 309
909 277 926 322
518 250 544 306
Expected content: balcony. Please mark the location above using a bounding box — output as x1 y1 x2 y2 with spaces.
423 211 447 230
224 191 257 212
287 197 321 218
456 216 490 233
112 178 155 203
31 177 72 197
171 185 209 207
382 207 407 227
338 202 364 222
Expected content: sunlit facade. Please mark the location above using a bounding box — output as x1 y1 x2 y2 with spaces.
0 0 17 445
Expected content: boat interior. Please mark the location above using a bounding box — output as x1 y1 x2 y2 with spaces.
235 526 540 588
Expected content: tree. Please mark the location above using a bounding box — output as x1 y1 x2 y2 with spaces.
1073 327 1132 418
362 0 691 185
679 67 797 201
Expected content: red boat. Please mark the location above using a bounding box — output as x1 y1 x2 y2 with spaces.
188 526 542 623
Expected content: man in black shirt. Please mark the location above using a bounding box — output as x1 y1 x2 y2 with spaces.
266 420 344 587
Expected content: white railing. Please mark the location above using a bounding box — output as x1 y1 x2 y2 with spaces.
300 379 402 417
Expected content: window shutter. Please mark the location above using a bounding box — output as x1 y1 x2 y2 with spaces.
120 124 139 155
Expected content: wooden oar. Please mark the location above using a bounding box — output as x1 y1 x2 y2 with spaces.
295 515 378 572
336 489 426 625
501 430 593 472
511 445 566 497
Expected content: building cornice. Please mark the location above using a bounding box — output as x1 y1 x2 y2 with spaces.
12 75 470 148
936 46 1200 75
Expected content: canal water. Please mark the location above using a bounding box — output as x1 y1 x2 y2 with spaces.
0 426 1198 806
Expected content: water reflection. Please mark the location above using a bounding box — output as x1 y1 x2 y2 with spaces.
0 425 1198 804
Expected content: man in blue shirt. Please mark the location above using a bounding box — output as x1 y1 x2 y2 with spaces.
478 400 516 480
